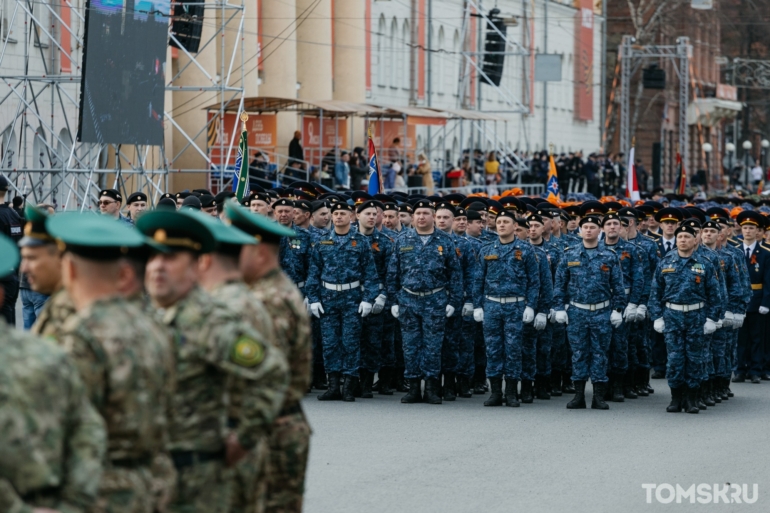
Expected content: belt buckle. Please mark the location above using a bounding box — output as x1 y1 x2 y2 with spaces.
589 304 596 311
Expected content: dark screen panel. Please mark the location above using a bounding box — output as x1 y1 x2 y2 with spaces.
78 0 169 145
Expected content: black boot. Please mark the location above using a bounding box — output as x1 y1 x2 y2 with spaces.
719 377 730 401
666 387 683 412
342 375 356 402
562 372 576 393
685 388 700 414
457 375 472 398
317 372 342 401
725 377 734 397
550 373 563 396
360 370 374 399
591 382 610 410
484 377 504 406
651 369 666 379
311 367 328 390
424 378 443 404
378 368 394 395
401 378 422 403
536 375 551 400
566 380 586 409
505 378 520 407
696 386 707 410
623 373 638 399
635 368 649 397
443 373 457 401
520 380 534 404
711 378 721 403
611 375 625 402
473 367 487 394
395 372 408 392
702 380 715 407
732 372 746 383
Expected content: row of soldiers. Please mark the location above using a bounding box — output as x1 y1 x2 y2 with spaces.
257 181 767 413
0 199 312 513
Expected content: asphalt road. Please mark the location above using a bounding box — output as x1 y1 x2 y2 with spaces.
302 380 770 513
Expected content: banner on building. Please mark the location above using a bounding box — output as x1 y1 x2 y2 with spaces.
574 0 594 121
207 112 277 167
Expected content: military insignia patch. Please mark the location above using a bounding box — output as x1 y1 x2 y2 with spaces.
400 246 414 252
691 263 705 274
695 275 701 284
620 251 630 260
456 247 462 257
372 242 380 252
352 240 357 247
514 250 522 260
232 337 265 367
567 261 580 267
600 264 609 272
320 240 334 245
484 255 498 260
438 245 443 255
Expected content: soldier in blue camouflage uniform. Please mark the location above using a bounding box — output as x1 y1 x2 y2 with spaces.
600 210 645 402
461 208 486 396
553 204 626 410
387 199 462 404
275 198 312 297
307 200 331 391
307 202 380 402
474 210 540 407
650 221 721 414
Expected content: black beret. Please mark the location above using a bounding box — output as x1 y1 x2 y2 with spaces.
701 220 720 231
295 199 312 212
99 189 122 202
311 200 330 213
200 194 216 209
413 199 436 211
602 213 621 225
435 202 456 215
579 215 603 227
527 213 544 225
127 192 147 204
455 207 467 218
398 203 413 214
157 198 177 210
675 221 699 237
273 198 295 208
330 202 354 213
382 203 399 212
514 217 530 228
357 200 384 213
181 195 201 210
497 209 516 220
214 191 237 205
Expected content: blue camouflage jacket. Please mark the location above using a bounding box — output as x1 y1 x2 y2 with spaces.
531 244 554 314
553 244 626 311
473 238 540 310
361 229 394 298
451 232 478 304
600 238 645 306
649 250 721 322
279 224 311 287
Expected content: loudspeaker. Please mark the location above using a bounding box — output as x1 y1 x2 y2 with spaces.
643 65 666 90
652 142 662 189
481 15 506 87
170 2 204 53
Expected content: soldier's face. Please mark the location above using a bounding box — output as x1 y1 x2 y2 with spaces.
332 209 352 228
567 219 578 231
661 221 677 236
467 219 484 237
20 245 62 295
479 211 488 224
358 207 377 230
496 217 515 237
701 228 719 245
514 225 528 239
414 208 434 230
399 212 412 227
603 219 621 240
99 198 121 216
383 211 399 230
312 208 330 228
250 199 269 215
528 221 544 240
294 209 311 226
453 216 467 234
676 232 697 252
274 206 294 226
487 214 497 229
129 201 147 219
580 222 600 242
145 251 199 308
542 217 552 235
435 210 454 231
742 224 759 243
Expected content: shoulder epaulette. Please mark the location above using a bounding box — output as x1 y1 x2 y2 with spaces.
760 243 770 253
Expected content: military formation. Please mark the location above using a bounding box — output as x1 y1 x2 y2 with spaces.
3 178 770 510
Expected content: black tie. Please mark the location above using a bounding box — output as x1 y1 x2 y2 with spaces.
666 241 672 253
747 247 752 260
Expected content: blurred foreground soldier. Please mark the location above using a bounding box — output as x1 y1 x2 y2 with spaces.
126 192 148 221
49 213 177 513
0 175 21 325
226 202 312 513
650 222 721 413
137 210 289 513
0 234 107 513
552 209 626 410
98 189 133 225
474 210 540 407
387 200 462 404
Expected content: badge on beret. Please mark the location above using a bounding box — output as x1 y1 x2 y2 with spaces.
232 337 265 367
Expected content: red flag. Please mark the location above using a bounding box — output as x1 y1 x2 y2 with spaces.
675 152 686 195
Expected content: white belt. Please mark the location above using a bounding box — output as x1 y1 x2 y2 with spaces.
297 281 306 288
403 287 444 297
624 288 630 295
570 300 610 311
666 302 704 312
323 281 360 291
486 296 525 304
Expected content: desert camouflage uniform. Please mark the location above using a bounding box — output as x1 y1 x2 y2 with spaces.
251 268 312 513
30 287 76 338
58 296 176 513
0 319 106 513
158 286 289 513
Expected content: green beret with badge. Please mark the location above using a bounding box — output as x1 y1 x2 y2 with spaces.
19 204 55 248
224 200 295 244
0 234 19 279
184 209 255 256
136 209 217 253
47 212 147 260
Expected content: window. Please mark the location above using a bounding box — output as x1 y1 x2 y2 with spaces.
402 20 410 90
389 18 397 88
452 30 460 97
377 16 386 87
437 27 445 95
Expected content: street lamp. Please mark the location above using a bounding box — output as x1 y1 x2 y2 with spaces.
724 142 736 187
743 140 753 189
762 139 769 168
702 142 713 191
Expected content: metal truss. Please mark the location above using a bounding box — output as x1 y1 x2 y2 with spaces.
619 36 690 172
0 0 244 210
730 58 770 90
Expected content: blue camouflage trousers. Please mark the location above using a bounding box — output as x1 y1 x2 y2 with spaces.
482 300 525 380
711 328 731 379
442 313 462 374
522 324 536 381
399 291 448 380
663 309 706 390
550 323 569 374
311 317 324 375
628 320 649 371
701 333 714 381
380 310 397 369
567 307 612 384
536 324 553 377
361 311 384 373
319 288 363 377
458 316 476 378
608 323 629 374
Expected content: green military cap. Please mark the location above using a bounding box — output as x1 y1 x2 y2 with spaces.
19 204 55 247
136 209 216 253
0 234 19 279
184 209 255 256
47 212 147 260
224 200 295 244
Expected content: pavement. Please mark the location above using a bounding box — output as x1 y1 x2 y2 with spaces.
302 380 770 513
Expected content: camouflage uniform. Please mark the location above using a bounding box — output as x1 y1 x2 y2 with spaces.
30 287 76 338
360 229 394 374
280 225 311 293
0 319 106 513
250 268 312 513
158 286 289 513
58 296 176 513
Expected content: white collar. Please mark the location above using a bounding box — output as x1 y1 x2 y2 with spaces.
743 241 757 253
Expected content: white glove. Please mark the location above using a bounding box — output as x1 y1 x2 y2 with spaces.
610 310 623 328
653 318 665 333
635 304 647 322
704 318 717 335
372 294 387 315
310 302 324 318
734 313 745 329
623 303 638 322
359 301 373 318
548 308 556 323
722 311 734 328
391 305 400 318
462 303 474 317
760 306 770 315
554 310 568 324
446 305 455 318
534 313 547 330
303 296 309 311
522 306 535 323
473 308 484 323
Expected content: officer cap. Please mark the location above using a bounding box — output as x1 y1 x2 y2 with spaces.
643 200 664 212
136 209 217 253
99 188 122 203
19 204 54 247
289 181 318 199
435 202 456 216
192 188 212 196
675 221 699 237
181 195 202 211
157 198 177 210
685 207 707 223
398 203 413 214
579 215 602 227
603 201 623 214
514 217 530 228
497 209 516 221
654 207 683 223
357 200 384 213
579 201 606 217
636 205 655 218
224 201 295 244
500 196 524 212
487 200 503 216
351 191 374 205
466 201 488 213
455 207 467 218
294 199 313 213
175 191 192 200
736 210 766 228
311 200 330 213
127 192 147 205
413 199 436 211
701 219 720 231
273 198 295 209
185 209 255 256
330 202 354 213
705 206 729 221
0 175 9 192
373 194 394 203
563 204 580 218
200 194 216 209
442 193 466 206
48 213 147 260
0 234 19 278
293 190 314 201
528 213 544 225
214 191 237 206
382 202 398 212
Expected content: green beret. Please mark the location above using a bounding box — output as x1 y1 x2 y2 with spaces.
136 209 216 253
0 234 19 279
224 200 295 244
19 204 54 248
185 209 255 256
47 213 147 260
